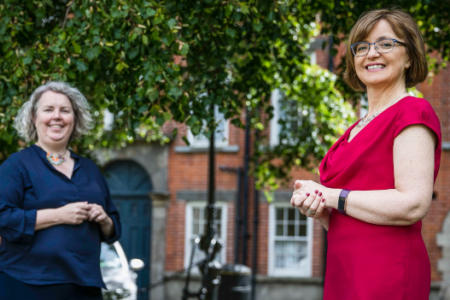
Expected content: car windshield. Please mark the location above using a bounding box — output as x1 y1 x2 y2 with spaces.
100 243 122 270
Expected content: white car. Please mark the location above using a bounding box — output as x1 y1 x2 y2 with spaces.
100 242 144 300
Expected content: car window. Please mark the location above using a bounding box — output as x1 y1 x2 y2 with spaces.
100 243 123 270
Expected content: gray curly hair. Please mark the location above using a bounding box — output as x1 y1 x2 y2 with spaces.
14 81 93 143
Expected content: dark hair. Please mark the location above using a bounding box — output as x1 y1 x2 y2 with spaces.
344 9 428 91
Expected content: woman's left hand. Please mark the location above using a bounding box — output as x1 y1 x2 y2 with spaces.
87 203 112 226
87 203 115 238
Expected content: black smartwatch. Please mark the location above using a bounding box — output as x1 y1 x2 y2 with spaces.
338 189 350 214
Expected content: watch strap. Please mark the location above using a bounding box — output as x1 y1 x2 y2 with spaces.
338 189 350 214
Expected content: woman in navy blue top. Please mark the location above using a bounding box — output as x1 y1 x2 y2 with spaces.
0 82 121 300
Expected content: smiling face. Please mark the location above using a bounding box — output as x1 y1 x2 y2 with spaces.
34 90 75 148
354 19 411 91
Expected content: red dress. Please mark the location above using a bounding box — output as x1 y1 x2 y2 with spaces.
319 96 441 300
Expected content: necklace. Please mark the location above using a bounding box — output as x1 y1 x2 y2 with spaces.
36 143 68 166
356 93 408 129
46 151 67 165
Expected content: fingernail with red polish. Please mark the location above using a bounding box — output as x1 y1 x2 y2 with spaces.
322 198 325 202
315 190 318 194
319 192 322 196
306 193 310 197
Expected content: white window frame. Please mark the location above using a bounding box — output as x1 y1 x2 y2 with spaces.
268 203 313 277
187 106 229 148
184 202 228 271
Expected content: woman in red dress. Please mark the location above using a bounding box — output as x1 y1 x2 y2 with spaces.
291 9 441 300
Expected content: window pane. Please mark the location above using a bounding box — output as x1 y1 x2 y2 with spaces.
193 222 200 235
287 224 295 236
276 224 284 236
193 207 200 219
276 208 284 220
276 92 305 145
287 208 295 221
187 204 225 269
274 241 308 270
299 224 307 236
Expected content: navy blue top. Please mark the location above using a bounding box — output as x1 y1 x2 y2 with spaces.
0 145 121 288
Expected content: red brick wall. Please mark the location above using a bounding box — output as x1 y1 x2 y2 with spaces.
165 123 245 271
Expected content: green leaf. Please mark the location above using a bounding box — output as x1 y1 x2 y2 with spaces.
75 60 88 72
142 35 149 46
180 43 189 56
85 47 101 61
167 18 177 30
72 41 82 54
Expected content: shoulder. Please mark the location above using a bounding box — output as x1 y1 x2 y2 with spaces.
76 154 100 170
393 96 441 139
395 96 437 115
1 146 35 167
0 146 36 177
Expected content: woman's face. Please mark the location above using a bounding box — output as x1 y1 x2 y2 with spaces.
354 19 410 90
34 90 75 148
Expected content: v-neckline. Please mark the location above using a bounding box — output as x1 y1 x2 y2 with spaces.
346 121 365 143
32 144 77 180
52 159 75 180
346 96 409 144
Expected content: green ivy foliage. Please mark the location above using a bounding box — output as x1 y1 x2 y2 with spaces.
165 1 355 192
0 0 446 191
0 0 182 159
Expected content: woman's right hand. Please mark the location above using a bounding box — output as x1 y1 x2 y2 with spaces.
36 202 90 231
56 202 90 225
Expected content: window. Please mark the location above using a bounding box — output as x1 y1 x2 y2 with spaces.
187 106 229 147
184 202 227 271
270 89 307 146
359 94 368 118
268 204 313 277
270 52 316 147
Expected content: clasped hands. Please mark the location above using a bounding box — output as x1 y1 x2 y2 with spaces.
290 180 329 219
58 202 111 226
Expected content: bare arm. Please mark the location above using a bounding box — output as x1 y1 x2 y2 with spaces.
292 124 436 226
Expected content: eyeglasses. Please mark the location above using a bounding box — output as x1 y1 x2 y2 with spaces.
350 38 406 57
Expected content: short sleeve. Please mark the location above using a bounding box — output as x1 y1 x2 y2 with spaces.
0 155 37 243
393 98 441 141
393 97 442 180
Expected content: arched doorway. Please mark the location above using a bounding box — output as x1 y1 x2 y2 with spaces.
104 160 152 300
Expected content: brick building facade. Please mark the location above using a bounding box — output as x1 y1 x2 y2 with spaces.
160 47 450 299
99 44 449 300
